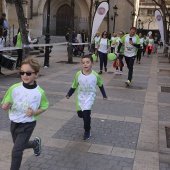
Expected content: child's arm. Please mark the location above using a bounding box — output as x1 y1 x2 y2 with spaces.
99 85 107 100
2 102 11 110
26 108 45 117
66 88 76 99
66 72 79 99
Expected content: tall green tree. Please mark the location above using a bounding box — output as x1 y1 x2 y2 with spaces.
13 0 29 58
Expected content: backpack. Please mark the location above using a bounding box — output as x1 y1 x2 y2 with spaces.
13 35 17 46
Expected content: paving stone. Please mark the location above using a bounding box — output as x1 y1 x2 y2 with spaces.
160 163 170 170
158 105 170 121
52 116 140 149
158 92 170 104
21 147 134 170
103 85 146 100
93 99 144 118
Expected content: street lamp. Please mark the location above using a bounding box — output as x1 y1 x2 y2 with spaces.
44 0 51 67
131 11 135 27
94 0 99 11
67 0 75 63
113 5 118 32
148 17 153 31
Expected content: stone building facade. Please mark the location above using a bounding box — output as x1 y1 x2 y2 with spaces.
139 0 170 35
0 0 134 39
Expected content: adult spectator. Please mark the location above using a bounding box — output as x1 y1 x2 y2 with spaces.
15 29 22 69
72 30 76 43
0 26 5 75
81 30 86 51
0 13 9 46
117 27 140 86
76 31 82 43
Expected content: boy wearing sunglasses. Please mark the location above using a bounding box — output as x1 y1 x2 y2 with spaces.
1 56 49 170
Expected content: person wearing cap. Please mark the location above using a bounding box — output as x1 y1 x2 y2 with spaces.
0 13 9 46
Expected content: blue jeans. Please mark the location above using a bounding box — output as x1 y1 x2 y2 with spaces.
98 51 107 71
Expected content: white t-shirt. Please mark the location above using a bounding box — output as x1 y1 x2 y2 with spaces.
76 34 82 43
98 38 109 53
120 34 140 57
71 70 103 111
148 39 154 46
1 82 49 123
139 38 144 49
94 36 101 48
111 36 117 47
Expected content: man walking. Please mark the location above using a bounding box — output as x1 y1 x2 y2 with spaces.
117 27 140 86
153 33 160 53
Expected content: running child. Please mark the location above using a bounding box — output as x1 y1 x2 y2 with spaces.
1 56 49 170
66 55 107 140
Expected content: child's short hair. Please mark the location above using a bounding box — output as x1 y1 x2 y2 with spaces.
81 55 93 63
21 56 40 73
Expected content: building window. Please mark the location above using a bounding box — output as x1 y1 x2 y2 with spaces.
145 0 152 2
147 9 154 15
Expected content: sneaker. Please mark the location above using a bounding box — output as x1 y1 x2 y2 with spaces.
125 80 131 86
83 131 91 140
104 67 107 72
115 70 119 75
98 71 102 74
119 71 123 75
33 137 41 156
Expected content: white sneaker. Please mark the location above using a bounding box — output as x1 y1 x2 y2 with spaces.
115 70 119 75
119 71 123 75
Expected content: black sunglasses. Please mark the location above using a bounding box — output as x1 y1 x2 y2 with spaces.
19 71 35 76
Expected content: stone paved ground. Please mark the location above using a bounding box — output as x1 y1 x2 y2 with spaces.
0 45 170 170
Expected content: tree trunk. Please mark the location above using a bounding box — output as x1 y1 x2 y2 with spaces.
89 0 93 42
13 0 29 58
68 0 74 63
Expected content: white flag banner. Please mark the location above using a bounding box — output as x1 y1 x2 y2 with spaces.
155 10 164 44
91 1 109 42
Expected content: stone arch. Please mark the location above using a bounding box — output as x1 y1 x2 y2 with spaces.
42 0 89 35
56 5 71 35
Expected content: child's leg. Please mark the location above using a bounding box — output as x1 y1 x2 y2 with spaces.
10 121 36 170
82 110 91 132
77 111 83 118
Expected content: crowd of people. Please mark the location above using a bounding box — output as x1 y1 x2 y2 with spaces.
91 27 162 86
0 11 164 170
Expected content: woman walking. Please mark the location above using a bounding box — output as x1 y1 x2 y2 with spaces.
98 31 110 74
136 33 144 64
147 35 154 58
114 31 124 74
